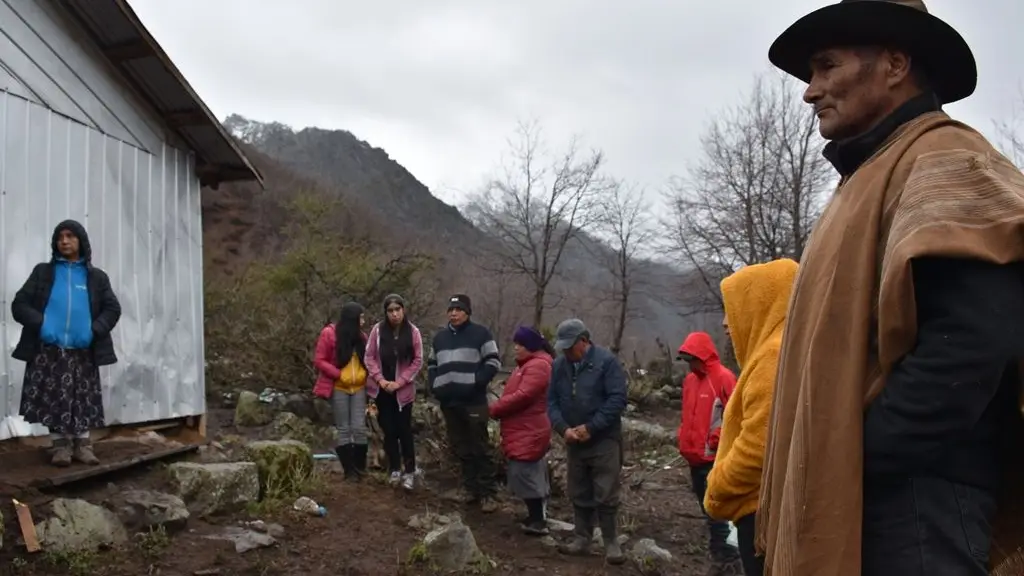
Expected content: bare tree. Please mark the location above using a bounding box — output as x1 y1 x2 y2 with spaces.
468 264 529 364
995 87 1024 168
589 182 654 355
465 120 607 327
663 71 832 309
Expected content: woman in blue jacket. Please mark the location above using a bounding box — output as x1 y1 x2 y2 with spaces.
11 220 121 467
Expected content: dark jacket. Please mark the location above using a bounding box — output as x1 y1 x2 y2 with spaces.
11 220 121 366
426 320 500 407
548 344 628 444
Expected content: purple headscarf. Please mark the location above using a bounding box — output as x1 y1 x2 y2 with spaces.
513 326 548 353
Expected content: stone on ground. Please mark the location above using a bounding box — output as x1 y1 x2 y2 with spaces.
112 490 190 533
243 439 314 497
204 526 277 553
630 538 674 574
407 511 455 531
234 390 273 427
421 517 487 572
35 498 129 552
168 462 260 516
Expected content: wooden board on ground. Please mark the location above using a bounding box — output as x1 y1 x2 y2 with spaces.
0 433 201 492
13 499 40 552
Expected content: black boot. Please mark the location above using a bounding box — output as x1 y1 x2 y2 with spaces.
598 508 625 565
559 507 594 556
353 444 368 478
336 444 356 481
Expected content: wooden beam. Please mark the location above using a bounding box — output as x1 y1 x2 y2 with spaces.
102 40 151 62
164 109 209 128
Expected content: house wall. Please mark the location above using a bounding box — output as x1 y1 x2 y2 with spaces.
0 0 206 436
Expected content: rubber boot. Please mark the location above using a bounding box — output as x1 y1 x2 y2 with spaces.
559 507 594 556
353 443 368 478
598 508 625 565
336 444 356 481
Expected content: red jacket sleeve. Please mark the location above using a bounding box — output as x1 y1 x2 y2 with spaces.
314 326 341 380
490 360 551 419
707 368 737 451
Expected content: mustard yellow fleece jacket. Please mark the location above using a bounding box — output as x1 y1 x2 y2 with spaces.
704 258 798 522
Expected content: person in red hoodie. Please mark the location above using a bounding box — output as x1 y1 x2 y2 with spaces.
489 326 554 536
677 331 742 575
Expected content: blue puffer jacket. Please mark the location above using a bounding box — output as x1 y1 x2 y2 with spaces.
39 259 93 349
547 344 628 444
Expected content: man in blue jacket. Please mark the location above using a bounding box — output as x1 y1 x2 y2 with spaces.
548 318 628 565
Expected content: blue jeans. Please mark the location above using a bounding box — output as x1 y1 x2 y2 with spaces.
691 463 740 563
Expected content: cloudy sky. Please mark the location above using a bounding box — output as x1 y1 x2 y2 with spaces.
129 0 1023 205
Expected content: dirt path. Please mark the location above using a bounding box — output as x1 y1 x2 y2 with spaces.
0 404 714 575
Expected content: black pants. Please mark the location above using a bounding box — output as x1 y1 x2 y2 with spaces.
690 463 741 563
376 391 415 473
568 436 623 540
862 476 995 576
442 403 497 498
735 513 764 575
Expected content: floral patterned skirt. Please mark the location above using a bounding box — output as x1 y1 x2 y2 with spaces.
19 344 105 436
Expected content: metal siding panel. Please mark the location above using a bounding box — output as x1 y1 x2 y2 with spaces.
0 94 204 437
0 61 41 104
1 0 162 152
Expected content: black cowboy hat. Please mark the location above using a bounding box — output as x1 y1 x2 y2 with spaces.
768 0 977 104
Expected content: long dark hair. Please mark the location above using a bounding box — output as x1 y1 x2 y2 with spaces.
335 301 366 368
379 294 414 364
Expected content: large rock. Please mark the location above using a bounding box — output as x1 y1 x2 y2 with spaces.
35 498 129 552
273 393 333 426
112 490 190 533
623 418 676 447
421 518 487 572
167 462 260 516
269 412 335 449
234 390 273 427
243 440 314 498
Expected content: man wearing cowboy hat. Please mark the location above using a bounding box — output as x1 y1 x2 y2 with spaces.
758 1 1024 576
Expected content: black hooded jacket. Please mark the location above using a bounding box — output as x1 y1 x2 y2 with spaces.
11 220 121 366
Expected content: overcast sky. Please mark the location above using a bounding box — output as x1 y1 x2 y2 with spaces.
129 0 1023 206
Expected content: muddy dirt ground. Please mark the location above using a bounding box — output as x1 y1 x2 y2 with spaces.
0 406 712 576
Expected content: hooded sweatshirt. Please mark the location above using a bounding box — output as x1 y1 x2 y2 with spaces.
40 220 94 350
677 332 737 467
704 258 798 522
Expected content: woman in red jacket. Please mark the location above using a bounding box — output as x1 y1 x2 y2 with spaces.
490 326 554 536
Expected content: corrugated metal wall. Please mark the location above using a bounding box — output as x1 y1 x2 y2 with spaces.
0 91 206 434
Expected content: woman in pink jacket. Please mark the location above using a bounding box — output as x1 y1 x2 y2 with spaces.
364 294 424 490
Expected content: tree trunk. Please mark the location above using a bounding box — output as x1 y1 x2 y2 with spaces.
611 293 627 356
532 287 545 328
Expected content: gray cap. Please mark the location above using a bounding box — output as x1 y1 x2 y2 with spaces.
554 318 590 350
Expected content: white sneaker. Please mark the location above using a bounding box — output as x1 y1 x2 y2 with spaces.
389 471 402 486
401 473 415 490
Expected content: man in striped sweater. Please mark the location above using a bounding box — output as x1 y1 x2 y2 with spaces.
427 294 502 511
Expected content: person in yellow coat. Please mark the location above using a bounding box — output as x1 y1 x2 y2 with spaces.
704 258 798 576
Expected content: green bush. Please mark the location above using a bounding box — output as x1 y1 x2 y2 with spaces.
204 192 436 394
